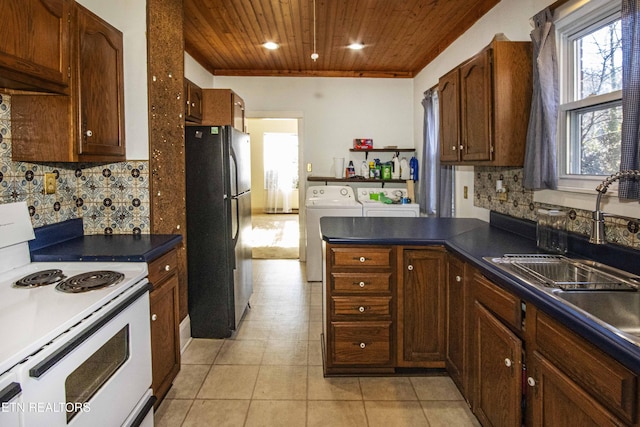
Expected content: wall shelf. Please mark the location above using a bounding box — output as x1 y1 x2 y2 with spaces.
307 176 409 187
349 148 415 160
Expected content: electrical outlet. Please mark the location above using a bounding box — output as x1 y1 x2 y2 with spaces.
498 190 508 202
44 173 57 194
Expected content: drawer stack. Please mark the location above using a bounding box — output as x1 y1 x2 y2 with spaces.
323 245 396 375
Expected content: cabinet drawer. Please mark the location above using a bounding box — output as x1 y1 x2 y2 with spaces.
472 272 521 331
331 272 392 294
331 322 392 365
331 296 392 318
148 249 178 286
331 247 393 268
535 312 637 424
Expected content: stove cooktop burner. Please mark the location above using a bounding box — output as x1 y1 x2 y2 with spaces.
13 269 67 288
56 271 125 293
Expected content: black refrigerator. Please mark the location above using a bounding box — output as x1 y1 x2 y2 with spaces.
185 125 253 338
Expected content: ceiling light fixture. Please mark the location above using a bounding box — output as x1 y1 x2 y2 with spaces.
263 41 279 50
348 43 365 50
311 0 318 61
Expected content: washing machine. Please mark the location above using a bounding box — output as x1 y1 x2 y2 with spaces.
305 185 362 281
357 188 421 217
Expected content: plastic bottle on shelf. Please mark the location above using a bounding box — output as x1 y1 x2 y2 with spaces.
391 154 400 179
347 161 355 178
360 161 369 177
410 156 419 181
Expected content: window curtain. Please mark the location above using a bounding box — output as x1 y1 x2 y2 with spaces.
523 8 559 190
420 89 453 217
620 0 640 200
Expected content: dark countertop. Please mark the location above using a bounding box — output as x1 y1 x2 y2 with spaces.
29 218 182 263
320 214 640 373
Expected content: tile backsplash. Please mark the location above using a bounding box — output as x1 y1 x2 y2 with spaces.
474 166 640 249
0 94 150 235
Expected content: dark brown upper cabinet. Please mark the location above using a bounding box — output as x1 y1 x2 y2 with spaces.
0 0 71 94
11 3 126 162
439 37 532 166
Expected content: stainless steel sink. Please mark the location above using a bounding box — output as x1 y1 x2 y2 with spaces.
557 292 640 338
484 254 640 346
484 254 640 291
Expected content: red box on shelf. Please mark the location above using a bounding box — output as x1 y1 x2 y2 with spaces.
353 139 373 150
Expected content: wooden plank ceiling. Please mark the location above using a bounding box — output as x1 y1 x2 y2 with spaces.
184 0 502 78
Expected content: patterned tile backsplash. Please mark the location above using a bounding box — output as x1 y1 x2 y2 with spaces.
474 166 640 250
0 94 150 235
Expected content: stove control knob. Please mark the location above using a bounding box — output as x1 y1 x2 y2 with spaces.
151 314 158 321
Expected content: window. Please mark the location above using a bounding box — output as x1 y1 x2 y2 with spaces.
556 0 622 191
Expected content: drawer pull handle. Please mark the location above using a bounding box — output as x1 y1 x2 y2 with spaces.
151 314 158 321
504 358 512 368
407 265 414 271
455 275 462 282
358 306 365 313
164 265 171 272
359 343 366 349
527 377 536 387
451 145 457 151
358 256 366 263
355 281 366 288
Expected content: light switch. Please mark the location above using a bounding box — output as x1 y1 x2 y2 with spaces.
307 163 312 173
463 186 468 199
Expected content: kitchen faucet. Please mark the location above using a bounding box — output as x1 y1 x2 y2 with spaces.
590 170 640 244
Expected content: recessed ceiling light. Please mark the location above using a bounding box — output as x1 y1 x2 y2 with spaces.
348 43 365 50
263 42 279 50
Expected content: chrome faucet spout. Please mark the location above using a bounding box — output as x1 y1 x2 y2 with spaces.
590 170 640 244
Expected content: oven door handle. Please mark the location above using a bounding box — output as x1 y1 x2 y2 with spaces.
29 281 152 378
127 394 157 427
0 382 21 403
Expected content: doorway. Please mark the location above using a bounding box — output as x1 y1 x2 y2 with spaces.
247 117 302 260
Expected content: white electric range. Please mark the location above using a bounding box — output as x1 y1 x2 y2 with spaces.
0 202 154 427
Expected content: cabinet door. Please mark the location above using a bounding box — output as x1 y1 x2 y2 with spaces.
75 3 125 160
439 68 460 162
473 302 522 427
150 273 181 407
399 248 446 365
528 351 625 427
445 256 466 393
185 79 203 123
0 0 70 93
460 49 492 162
232 91 245 131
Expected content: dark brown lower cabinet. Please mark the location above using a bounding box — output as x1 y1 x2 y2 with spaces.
398 247 447 367
445 255 467 393
149 248 181 407
527 351 625 426
473 302 523 427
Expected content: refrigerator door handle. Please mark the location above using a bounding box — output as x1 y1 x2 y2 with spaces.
230 194 240 243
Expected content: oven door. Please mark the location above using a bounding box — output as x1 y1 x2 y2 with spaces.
17 281 152 427
0 369 22 427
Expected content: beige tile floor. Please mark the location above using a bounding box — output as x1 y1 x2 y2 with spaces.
154 259 480 427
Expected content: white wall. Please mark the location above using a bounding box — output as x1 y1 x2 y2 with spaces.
76 0 149 160
185 53 215 88
213 76 415 180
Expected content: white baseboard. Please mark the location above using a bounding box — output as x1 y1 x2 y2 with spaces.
179 315 192 354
